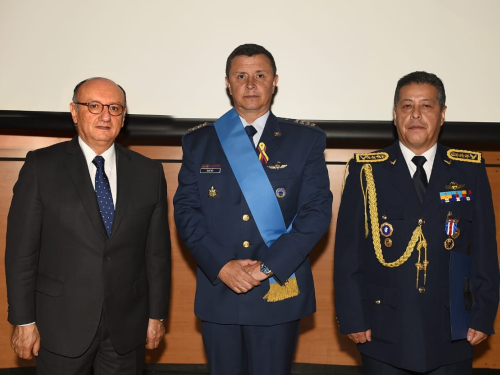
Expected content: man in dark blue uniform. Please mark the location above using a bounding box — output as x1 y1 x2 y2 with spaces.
334 71 499 374
174 44 332 374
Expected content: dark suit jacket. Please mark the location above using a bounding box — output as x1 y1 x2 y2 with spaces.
334 142 499 372
174 112 332 325
5 137 171 357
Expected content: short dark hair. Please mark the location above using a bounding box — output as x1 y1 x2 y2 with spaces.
394 71 446 110
225 44 277 77
72 77 127 106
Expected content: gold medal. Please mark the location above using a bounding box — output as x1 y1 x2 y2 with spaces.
444 238 454 250
384 238 393 248
451 227 460 239
380 222 394 237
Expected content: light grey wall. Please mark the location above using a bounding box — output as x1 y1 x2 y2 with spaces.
1 0 499 121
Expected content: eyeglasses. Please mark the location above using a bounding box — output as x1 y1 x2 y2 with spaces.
73 101 125 116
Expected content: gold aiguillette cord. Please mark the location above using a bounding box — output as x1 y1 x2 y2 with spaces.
360 163 429 288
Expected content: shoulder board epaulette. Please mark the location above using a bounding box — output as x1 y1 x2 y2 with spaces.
188 122 209 133
282 118 316 127
447 149 482 163
355 152 389 163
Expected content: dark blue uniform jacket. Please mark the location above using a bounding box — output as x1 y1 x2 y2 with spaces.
334 142 499 372
174 112 332 326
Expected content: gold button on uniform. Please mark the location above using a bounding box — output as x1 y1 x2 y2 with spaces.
418 218 426 226
418 287 425 294
243 214 250 222
243 241 250 248
375 300 381 305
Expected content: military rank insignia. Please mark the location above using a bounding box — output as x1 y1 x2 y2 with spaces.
208 186 219 198
355 152 389 163
447 149 482 163
258 142 269 164
440 190 472 203
188 122 209 132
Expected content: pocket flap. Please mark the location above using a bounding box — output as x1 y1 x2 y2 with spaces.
361 283 399 309
35 274 64 297
379 207 404 221
439 204 472 222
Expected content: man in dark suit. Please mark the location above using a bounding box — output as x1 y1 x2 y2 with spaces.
5 77 171 374
334 71 499 374
174 44 332 374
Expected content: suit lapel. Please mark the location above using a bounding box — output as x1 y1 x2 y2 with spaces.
385 143 422 207
422 144 454 209
65 137 108 241
257 112 282 165
110 144 133 240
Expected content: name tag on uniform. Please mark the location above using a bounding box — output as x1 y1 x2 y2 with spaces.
200 164 221 173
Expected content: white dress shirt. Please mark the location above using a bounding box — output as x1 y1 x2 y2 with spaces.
239 111 270 147
399 142 437 182
78 137 117 208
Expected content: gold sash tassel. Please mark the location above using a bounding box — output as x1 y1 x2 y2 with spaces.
263 277 300 302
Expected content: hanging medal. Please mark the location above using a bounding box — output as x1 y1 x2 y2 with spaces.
380 222 393 248
444 211 459 250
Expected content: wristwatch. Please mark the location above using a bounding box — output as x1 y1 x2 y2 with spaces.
260 262 274 277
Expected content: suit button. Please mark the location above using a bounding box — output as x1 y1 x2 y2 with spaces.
242 214 250 222
419 287 425 294
105 256 111 261
375 300 381 305
418 218 426 226
243 241 250 248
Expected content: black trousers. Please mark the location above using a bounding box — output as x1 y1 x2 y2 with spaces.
36 311 145 375
202 320 301 375
362 354 473 375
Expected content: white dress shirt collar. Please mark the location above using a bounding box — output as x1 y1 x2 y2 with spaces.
239 111 270 147
78 137 116 171
399 142 437 182
78 137 117 208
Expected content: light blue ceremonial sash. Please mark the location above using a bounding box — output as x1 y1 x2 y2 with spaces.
214 108 299 302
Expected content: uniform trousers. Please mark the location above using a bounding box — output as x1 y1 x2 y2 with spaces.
202 320 301 375
362 354 473 375
36 310 145 375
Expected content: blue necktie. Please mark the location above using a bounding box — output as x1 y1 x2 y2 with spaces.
92 156 115 236
412 156 428 203
245 125 257 146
